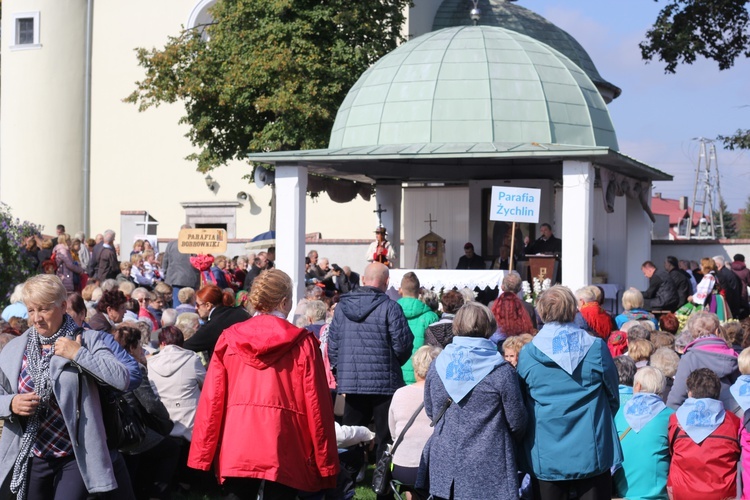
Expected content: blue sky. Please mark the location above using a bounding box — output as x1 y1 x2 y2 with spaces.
531 0 750 212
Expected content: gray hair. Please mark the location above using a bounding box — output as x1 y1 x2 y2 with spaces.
626 323 652 342
175 312 200 340
613 355 636 386
161 308 178 327
575 286 596 305
501 273 523 294
649 347 680 378
131 287 152 300
305 300 327 322
103 229 116 244
634 366 666 395
100 279 119 292
685 311 720 341
453 302 496 338
713 255 725 268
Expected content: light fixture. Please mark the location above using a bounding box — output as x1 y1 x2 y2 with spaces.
205 174 215 191
470 0 481 25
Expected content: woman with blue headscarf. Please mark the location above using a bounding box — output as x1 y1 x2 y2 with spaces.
417 302 527 500
517 285 622 500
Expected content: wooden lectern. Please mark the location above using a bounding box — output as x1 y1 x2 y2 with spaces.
527 255 558 282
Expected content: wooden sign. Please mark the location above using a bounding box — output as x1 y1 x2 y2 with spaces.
178 228 227 254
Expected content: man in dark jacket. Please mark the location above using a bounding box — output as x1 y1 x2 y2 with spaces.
327 262 413 467
242 252 268 291
163 224 201 306
731 253 750 304
96 229 120 282
714 255 748 319
456 242 486 269
664 255 691 308
641 261 679 312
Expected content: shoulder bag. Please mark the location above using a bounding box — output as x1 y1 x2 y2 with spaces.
372 402 424 495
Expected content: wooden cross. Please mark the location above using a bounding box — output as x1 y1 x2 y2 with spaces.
374 204 387 226
424 213 437 232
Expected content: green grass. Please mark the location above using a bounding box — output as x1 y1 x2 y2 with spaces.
171 464 379 499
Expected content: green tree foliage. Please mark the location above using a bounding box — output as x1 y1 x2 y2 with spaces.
739 196 750 238
0 204 42 305
714 198 738 238
641 0 750 150
125 0 409 172
641 0 750 73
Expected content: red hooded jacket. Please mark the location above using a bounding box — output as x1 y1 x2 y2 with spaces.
187 314 339 491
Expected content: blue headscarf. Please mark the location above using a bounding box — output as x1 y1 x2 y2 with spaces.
435 336 505 404
675 397 725 444
623 393 666 432
729 374 750 412
532 322 595 375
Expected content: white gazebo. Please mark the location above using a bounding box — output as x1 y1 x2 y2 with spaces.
248 26 672 304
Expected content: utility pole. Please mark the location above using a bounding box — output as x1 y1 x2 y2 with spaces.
689 138 724 239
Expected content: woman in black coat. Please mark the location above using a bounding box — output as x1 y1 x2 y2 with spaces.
183 284 250 359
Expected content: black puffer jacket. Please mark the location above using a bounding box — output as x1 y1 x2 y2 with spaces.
327 286 412 395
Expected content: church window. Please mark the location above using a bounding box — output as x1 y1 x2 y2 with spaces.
11 12 41 49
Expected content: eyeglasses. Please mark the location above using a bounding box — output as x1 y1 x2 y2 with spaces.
137 297 151 303
196 301 210 308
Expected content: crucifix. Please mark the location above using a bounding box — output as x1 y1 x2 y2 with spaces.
424 213 437 232
374 204 387 226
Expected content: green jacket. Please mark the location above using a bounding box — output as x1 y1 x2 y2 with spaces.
397 297 439 384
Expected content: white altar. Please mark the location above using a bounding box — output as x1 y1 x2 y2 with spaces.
387 269 508 292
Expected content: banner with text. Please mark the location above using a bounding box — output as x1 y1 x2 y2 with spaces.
489 186 541 223
178 228 228 254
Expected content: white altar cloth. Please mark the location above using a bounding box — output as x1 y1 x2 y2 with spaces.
388 269 508 291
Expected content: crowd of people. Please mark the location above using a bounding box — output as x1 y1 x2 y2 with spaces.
3 223 750 500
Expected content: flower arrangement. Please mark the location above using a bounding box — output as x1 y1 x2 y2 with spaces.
0 203 43 306
522 276 552 305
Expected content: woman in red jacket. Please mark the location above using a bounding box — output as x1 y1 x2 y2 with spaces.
188 269 339 499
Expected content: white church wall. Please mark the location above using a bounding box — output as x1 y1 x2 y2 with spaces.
404 186 470 269
86 0 376 243
0 0 88 233
592 190 628 288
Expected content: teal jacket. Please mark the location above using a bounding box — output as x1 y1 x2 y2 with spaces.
613 403 673 499
517 334 622 481
397 297 438 384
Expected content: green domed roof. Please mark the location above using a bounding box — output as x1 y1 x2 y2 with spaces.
329 26 619 151
432 0 621 101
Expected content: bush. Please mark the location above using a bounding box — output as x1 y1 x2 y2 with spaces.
0 203 42 306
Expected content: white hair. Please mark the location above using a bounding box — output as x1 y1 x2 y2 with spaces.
103 229 116 244
713 255 725 267
9 284 24 304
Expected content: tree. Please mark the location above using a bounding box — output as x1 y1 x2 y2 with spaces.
0 203 42 305
714 198 738 238
125 0 409 172
641 0 750 150
739 196 750 238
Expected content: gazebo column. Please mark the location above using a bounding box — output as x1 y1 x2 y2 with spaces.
561 160 594 292
276 164 308 309
625 195 651 291
375 182 402 268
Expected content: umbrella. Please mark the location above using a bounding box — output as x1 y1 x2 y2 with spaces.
245 230 276 249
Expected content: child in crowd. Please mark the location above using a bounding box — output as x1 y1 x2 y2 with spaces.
667 368 740 500
730 347 750 500
502 334 533 368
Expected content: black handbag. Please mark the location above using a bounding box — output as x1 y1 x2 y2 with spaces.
372 402 424 495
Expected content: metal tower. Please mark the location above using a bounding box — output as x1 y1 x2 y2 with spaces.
689 138 725 239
